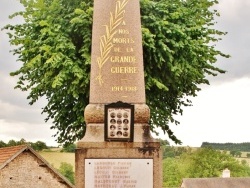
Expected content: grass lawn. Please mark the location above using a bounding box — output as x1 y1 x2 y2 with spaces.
39 151 75 171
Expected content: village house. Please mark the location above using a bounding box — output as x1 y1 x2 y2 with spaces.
0 145 74 188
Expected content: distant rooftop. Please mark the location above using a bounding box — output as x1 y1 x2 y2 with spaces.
181 177 250 188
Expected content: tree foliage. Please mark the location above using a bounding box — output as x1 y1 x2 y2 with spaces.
163 148 250 187
163 158 183 187
0 139 48 151
5 138 27 147
202 142 250 152
0 141 7 148
164 146 190 159
3 0 229 145
61 143 76 153
31 141 48 151
141 0 229 142
58 162 75 184
184 148 248 178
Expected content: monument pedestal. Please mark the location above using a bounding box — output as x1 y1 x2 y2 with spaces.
75 105 162 188
76 125 162 188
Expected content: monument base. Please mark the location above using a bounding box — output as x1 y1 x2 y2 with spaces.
75 124 162 188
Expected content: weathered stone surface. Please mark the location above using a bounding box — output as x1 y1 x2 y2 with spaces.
84 103 150 123
76 123 162 188
75 146 162 188
77 124 158 148
0 149 72 188
89 0 145 104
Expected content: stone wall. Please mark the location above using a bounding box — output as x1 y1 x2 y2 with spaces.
0 150 71 188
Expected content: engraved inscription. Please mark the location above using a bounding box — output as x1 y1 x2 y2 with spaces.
111 67 138 74
85 159 153 188
110 56 136 63
89 0 146 103
118 29 129 34
113 38 135 43
93 0 143 101
95 0 129 86
111 86 137 92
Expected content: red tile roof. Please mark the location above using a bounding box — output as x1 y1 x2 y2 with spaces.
0 145 27 167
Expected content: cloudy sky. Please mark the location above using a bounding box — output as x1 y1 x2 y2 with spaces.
0 0 250 147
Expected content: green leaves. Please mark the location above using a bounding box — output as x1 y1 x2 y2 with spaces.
4 0 92 145
58 162 75 184
3 0 229 145
152 78 169 91
141 0 229 144
163 147 250 187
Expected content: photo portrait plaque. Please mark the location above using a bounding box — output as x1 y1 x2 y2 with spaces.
85 159 153 188
105 101 134 142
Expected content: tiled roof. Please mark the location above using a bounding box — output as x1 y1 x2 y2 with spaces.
181 178 250 188
0 145 27 167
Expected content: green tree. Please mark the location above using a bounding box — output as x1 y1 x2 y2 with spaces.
163 158 183 187
31 141 48 151
201 142 250 152
7 139 17 147
58 162 75 184
17 138 27 145
175 147 189 157
163 146 175 158
156 138 170 147
61 143 76 153
3 0 229 145
235 151 242 158
184 148 250 178
162 148 250 187
230 150 237 157
0 141 7 148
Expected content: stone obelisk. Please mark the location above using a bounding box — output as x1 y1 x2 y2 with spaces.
75 0 162 187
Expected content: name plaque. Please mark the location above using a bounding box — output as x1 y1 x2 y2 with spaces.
85 159 153 188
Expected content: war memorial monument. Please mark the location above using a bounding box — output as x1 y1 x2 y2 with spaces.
75 0 162 187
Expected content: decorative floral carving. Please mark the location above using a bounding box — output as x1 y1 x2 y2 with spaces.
96 0 129 86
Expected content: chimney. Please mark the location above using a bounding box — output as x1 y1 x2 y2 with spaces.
222 168 230 178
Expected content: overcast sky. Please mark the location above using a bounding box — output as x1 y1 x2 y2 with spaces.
1 0 250 147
